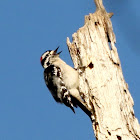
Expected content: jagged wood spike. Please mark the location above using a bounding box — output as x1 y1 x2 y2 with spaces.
66 0 140 139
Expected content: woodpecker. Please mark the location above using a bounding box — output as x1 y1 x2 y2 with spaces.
40 47 80 113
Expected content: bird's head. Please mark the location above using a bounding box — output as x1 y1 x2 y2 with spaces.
40 47 62 68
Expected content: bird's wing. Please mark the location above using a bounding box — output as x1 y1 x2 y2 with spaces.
44 65 75 113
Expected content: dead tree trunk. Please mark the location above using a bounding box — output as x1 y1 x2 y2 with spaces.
66 0 140 139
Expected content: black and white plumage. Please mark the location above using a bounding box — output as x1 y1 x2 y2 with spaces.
40 47 79 113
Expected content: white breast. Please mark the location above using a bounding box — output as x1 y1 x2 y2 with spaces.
53 58 79 90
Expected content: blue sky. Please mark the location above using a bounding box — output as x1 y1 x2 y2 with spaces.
0 0 140 140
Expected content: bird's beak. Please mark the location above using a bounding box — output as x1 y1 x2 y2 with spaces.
53 46 62 55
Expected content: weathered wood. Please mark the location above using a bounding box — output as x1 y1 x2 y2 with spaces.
66 0 140 139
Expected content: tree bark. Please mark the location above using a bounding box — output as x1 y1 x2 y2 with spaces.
66 0 140 139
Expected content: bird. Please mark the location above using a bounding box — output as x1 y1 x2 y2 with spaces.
40 47 80 113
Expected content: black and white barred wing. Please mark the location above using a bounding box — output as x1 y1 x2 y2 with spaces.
44 65 76 113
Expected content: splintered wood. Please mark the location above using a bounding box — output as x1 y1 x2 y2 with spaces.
67 9 140 140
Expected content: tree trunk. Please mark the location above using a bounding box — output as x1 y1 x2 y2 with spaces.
66 0 140 139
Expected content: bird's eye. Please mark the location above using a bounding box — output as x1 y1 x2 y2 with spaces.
46 53 50 57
